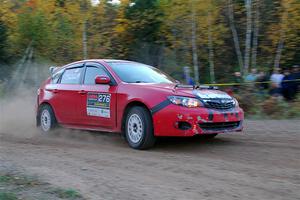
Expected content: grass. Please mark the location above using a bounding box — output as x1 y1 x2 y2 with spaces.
0 192 18 200
0 173 84 200
0 175 12 183
50 188 82 199
235 89 300 120
0 174 42 187
0 83 4 98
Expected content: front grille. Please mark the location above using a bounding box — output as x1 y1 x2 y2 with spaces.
199 121 240 131
204 99 235 110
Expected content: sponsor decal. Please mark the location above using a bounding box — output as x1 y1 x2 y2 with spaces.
87 93 111 118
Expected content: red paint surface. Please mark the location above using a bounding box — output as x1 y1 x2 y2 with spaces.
37 59 244 136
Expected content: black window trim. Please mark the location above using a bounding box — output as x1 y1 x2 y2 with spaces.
83 62 117 86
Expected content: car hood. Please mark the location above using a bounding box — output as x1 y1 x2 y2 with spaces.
135 83 233 99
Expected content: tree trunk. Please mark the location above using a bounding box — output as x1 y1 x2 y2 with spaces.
244 0 252 75
227 0 243 74
208 8 215 83
191 0 200 84
274 35 284 69
82 20 88 59
274 1 289 70
251 0 260 70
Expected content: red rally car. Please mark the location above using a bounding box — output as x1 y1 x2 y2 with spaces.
36 59 244 149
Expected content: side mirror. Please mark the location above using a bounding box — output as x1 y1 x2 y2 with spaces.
95 75 111 85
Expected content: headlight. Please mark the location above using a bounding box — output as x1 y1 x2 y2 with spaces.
168 96 203 108
233 98 239 107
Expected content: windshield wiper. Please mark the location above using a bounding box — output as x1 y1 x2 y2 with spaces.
194 85 218 90
135 81 147 83
174 84 193 89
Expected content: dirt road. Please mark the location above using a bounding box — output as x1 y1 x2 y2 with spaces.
0 120 299 200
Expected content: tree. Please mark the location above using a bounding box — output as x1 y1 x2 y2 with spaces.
251 0 260 70
244 0 252 75
123 0 163 66
0 0 17 61
271 0 300 69
190 0 200 84
0 21 7 61
227 0 244 74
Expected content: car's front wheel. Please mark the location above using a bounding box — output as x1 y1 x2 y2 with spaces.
125 106 156 150
38 104 57 133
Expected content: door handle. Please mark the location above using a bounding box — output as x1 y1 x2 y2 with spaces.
78 90 87 95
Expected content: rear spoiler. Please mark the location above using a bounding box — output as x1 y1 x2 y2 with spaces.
49 66 60 75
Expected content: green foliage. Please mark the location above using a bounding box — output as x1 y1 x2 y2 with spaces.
0 0 299 81
0 84 5 98
18 11 50 48
236 89 300 119
0 21 7 60
0 175 12 183
0 192 17 200
50 188 82 199
0 173 84 200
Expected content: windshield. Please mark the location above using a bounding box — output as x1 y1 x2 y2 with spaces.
108 62 175 84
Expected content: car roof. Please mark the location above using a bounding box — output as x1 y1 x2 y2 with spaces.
103 59 132 63
54 59 137 72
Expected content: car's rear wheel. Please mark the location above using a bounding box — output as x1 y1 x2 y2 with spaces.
39 104 57 133
125 106 156 150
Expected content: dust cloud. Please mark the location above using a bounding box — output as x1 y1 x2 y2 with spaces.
0 60 49 138
0 89 38 138
0 59 49 138
0 62 117 145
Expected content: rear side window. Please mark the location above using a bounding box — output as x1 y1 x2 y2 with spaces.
51 69 64 84
60 67 83 84
84 66 108 85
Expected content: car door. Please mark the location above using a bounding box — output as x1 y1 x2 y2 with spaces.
48 64 84 125
79 62 117 129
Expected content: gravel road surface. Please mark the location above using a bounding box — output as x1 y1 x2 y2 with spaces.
0 120 299 200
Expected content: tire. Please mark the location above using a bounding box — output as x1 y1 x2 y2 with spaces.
125 106 156 150
202 133 218 139
38 104 57 134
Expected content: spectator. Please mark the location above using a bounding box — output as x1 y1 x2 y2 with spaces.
291 65 300 93
281 68 296 101
256 71 269 95
187 77 195 85
233 72 242 92
245 68 258 82
269 68 284 96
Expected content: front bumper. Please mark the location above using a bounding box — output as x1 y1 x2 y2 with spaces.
152 104 244 137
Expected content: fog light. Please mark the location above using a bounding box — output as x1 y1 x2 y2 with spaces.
175 121 192 130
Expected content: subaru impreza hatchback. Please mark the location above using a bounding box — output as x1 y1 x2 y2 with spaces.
37 59 244 149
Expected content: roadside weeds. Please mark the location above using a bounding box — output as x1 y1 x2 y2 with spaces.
0 172 84 200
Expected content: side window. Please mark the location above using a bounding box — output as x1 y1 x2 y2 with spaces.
84 66 108 85
60 67 83 84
